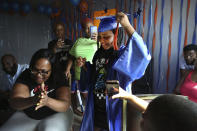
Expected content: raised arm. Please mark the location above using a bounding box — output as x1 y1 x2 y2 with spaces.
116 12 135 38
112 87 148 112
173 71 190 94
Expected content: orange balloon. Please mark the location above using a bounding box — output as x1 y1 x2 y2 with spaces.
79 0 88 13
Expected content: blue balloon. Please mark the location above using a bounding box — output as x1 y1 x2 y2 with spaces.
22 3 31 13
45 6 52 15
52 8 58 14
1 1 9 11
70 0 81 6
38 4 46 14
11 2 20 12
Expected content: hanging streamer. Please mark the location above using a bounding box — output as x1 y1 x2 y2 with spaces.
192 2 197 44
116 0 119 13
71 7 74 41
142 0 146 39
156 0 165 89
121 0 124 11
133 0 137 29
137 0 142 34
129 0 133 25
146 0 152 50
65 8 70 38
166 0 173 92
175 0 183 83
152 0 158 54
124 0 128 45
184 0 191 47
75 7 78 40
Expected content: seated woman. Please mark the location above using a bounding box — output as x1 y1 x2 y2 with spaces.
0 49 73 131
174 59 197 103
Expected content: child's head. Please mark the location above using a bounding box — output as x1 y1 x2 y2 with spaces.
81 18 94 38
98 17 119 50
141 95 197 131
183 44 197 65
53 21 65 39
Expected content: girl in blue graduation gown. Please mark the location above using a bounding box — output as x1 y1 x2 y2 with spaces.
79 12 151 131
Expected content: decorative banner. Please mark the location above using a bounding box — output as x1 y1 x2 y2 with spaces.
93 9 116 28
146 0 152 50
156 0 165 89
142 0 146 39
192 2 197 44
175 0 183 83
184 0 191 47
166 0 173 92
152 0 158 54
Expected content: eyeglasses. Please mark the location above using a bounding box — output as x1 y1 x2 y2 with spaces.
30 68 51 76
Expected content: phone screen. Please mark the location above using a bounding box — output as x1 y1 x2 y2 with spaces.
90 26 97 38
105 80 119 96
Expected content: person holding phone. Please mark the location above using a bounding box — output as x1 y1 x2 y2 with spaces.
65 18 98 116
47 22 74 96
78 12 151 131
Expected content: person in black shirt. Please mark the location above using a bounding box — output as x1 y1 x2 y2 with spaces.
48 21 74 89
0 49 73 131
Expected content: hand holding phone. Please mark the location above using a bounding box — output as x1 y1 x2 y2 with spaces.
105 80 120 97
90 26 98 41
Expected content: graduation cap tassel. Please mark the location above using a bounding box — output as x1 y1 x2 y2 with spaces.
113 22 119 50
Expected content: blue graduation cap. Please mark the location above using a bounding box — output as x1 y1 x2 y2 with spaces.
98 16 121 32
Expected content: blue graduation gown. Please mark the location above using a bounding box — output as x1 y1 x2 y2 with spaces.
80 32 151 131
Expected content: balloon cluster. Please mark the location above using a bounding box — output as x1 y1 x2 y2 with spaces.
0 1 31 15
70 0 81 6
37 4 61 17
0 1 61 17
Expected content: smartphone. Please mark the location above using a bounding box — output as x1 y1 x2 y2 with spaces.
105 80 120 96
90 26 97 38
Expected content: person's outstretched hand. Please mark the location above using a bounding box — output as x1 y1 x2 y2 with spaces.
91 33 98 41
64 69 71 79
116 12 130 28
112 86 131 100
